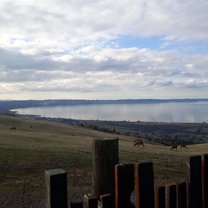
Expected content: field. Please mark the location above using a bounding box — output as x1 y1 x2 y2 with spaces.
0 114 208 208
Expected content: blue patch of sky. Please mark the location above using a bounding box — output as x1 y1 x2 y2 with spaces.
114 35 164 50
112 35 208 55
179 40 208 55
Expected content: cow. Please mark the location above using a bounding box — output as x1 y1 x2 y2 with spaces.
170 144 177 150
134 139 144 147
10 126 16 130
180 144 188 148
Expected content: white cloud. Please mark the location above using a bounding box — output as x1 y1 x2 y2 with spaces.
0 0 208 99
0 46 207 95
1 0 208 52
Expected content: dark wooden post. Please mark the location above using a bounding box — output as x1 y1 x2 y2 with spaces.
92 138 119 199
70 202 83 208
202 154 208 208
155 186 166 208
45 169 68 208
83 194 98 208
178 182 187 208
135 162 154 208
167 184 177 208
100 193 113 208
115 164 135 208
187 155 202 208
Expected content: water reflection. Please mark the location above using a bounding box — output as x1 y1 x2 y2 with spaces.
13 102 208 123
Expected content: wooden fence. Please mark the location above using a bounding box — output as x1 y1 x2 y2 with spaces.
45 154 208 208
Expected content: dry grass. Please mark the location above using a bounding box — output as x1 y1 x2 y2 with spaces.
0 114 208 207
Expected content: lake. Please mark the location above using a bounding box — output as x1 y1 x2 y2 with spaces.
12 101 208 123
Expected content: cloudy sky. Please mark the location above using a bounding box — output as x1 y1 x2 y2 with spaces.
0 0 208 100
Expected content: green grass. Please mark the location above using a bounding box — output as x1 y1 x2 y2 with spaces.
0 114 208 207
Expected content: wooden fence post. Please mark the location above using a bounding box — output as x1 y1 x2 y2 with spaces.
202 154 208 208
167 184 177 208
115 164 135 208
135 162 154 208
83 194 98 208
155 186 166 208
100 193 113 208
92 138 119 199
70 202 83 208
187 155 202 208
45 169 68 208
178 182 187 208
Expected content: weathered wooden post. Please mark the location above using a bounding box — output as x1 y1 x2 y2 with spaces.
155 186 166 208
178 182 187 208
100 193 113 208
187 155 202 208
135 162 155 208
92 138 119 199
70 202 83 208
83 194 98 208
167 184 177 208
45 169 68 208
115 164 135 208
202 154 208 208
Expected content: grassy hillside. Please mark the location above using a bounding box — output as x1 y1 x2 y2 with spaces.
0 114 208 208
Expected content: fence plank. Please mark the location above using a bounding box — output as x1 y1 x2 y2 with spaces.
100 193 113 208
155 186 166 208
135 162 154 208
178 182 187 208
203 154 208 208
83 194 98 208
115 164 135 208
167 184 177 208
45 169 68 208
188 155 202 208
92 138 119 199
70 202 83 208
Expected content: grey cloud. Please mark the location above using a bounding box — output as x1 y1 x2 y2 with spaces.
1 46 207 87
0 69 73 82
180 81 208 89
137 0 208 40
0 48 59 70
155 81 173 87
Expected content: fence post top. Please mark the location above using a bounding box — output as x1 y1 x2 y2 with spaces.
115 163 134 170
166 183 177 187
135 161 153 166
93 137 119 141
189 155 202 160
45 169 66 176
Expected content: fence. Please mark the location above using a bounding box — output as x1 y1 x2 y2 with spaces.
45 139 208 208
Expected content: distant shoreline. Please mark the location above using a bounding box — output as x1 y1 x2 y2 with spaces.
1 98 208 113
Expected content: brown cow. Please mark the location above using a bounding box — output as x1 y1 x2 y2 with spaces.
10 126 16 130
180 144 188 148
134 139 144 147
170 144 177 150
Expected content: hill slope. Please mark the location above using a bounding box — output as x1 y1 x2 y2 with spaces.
0 114 208 207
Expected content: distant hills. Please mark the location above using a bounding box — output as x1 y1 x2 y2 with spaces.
0 98 208 113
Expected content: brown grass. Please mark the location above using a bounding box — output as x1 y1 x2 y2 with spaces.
0 114 207 207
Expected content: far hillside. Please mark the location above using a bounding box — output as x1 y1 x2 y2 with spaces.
0 114 208 208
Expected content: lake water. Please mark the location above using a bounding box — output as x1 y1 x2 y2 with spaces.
12 101 208 123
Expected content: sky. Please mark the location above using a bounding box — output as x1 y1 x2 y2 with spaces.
0 0 208 100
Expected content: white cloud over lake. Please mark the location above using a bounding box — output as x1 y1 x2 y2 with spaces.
0 0 208 99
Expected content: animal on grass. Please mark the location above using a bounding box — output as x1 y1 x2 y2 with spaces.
9 126 16 130
170 144 177 150
133 139 144 147
180 144 188 148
